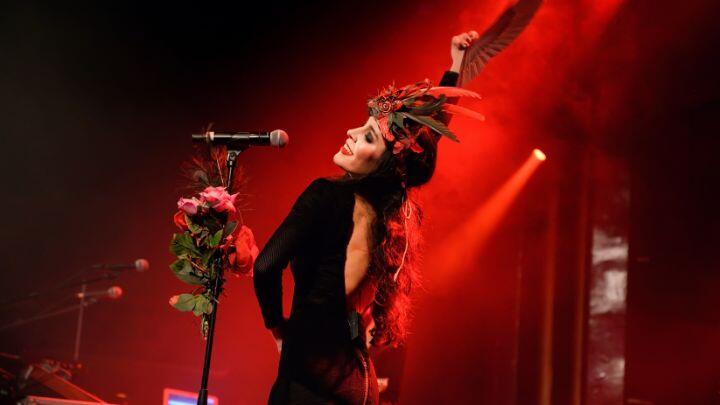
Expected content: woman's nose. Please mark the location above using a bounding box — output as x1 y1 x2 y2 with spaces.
346 130 356 141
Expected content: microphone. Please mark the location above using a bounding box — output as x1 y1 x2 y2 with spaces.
191 130 289 148
92 259 150 272
77 286 123 300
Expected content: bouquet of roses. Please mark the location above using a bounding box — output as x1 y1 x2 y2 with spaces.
168 184 258 337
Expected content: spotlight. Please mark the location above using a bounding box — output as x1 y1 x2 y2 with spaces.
533 148 546 161
428 147 546 287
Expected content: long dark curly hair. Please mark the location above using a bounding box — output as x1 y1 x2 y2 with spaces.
338 125 440 347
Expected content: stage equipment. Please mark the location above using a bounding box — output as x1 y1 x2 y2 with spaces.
91 258 149 272
533 148 547 161
164 388 218 405
191 138 247 405
0 355 110 403
75 286 122 300
192 129 288 148
1 282 125 362
1 257 147 308
19 398 114 405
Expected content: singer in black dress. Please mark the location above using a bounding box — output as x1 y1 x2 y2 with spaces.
253 31 483 405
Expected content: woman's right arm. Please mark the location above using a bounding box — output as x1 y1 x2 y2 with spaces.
253 178 331 330
437 31 479 125
449 30 479 73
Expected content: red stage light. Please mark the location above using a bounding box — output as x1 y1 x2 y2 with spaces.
533 148 547 161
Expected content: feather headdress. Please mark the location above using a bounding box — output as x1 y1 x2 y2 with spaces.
367 80 483 154
367 0 542 154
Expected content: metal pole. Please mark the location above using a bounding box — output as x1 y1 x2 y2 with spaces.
73 283 86 363
197 148 241 405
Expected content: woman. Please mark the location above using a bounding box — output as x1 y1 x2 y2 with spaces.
253 30 481 404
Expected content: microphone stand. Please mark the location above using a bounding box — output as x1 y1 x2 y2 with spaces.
0 272 119 333
73 283 86 363
197 147 243 405
0 294 99 333
0 270 121 307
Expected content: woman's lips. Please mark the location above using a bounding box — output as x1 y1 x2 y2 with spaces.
341 143 353 156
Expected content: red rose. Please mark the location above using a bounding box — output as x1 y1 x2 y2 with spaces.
173 210 189 230
226 225 259 276
378 99 394 114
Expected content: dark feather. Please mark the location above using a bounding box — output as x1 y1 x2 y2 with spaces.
442 103 486 121
399 112 459 142
458 0 543 87
408 95 446 115
426 87 482 99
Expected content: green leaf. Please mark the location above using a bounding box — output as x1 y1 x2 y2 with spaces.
224 221 238 238
170 259 205 285
171 293 196 312
207 229 224 248
201 249 216 269
193 294 214 316
170 233 200 258
186 216 203 234
389 112 404 131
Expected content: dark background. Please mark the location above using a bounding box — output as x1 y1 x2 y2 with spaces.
2 1 720 404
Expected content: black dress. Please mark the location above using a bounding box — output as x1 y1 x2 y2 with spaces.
253 71 459 405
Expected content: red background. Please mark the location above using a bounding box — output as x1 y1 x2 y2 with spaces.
2 0 720 403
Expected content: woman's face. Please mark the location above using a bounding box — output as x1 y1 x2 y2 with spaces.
333 117 387 175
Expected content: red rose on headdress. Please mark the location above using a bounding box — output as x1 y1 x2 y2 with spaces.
368 97 403 116
367 79 446 155
378 99 394 114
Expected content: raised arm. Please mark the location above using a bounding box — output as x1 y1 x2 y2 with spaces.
438 31 479 87
440 30 480 86
253 178 332 331
438 30 479 124
450 30 479 74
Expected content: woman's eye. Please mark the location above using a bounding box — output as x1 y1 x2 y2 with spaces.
365 133 373 143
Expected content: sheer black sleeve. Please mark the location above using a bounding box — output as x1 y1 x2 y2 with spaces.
253 178 332 329
439 70 459 87
438 71 460 125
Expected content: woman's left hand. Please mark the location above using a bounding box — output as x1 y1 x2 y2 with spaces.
270 320 286 353
450 30 479 73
